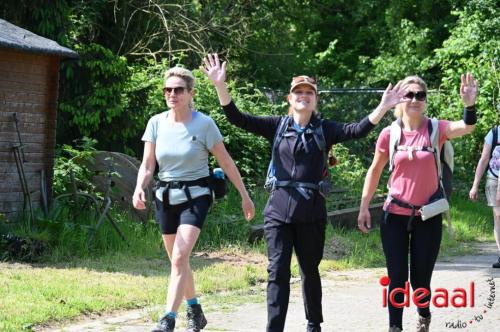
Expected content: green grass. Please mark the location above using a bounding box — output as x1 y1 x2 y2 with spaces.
0 252 267 331
318 194 495 271
0 190 495 331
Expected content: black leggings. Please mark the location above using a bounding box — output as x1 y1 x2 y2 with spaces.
380 213 442 329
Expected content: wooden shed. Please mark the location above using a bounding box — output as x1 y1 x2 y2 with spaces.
0 19 78 221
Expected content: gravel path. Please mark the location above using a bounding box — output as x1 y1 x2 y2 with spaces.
47 243 500 332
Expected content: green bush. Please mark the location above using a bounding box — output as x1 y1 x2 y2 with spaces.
432 0 500 182
194 70 280 182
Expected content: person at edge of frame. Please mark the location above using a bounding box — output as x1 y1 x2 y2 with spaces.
469 103 500 268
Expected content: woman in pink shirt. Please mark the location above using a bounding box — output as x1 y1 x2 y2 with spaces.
357 74 478 332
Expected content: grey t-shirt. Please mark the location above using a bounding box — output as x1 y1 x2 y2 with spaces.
142 110 223 204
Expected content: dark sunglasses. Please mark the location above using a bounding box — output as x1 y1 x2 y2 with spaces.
404 91 427 101
292 75 316 84
164 86 186 94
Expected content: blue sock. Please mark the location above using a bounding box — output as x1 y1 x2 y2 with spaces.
186 297 198 306
165 311 177 319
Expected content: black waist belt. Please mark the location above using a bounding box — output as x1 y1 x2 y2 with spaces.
158 177 210 189
274 180 319 190
157 177 210 209
274 180 319 200
386 195 422 232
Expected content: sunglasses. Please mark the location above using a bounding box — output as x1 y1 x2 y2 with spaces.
404 91 427 101
292 75 316 84
164 86 186 95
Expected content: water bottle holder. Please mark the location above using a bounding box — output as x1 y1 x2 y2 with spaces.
209 169 227 199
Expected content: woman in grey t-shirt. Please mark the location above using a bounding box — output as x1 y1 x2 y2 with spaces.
133 67 255 332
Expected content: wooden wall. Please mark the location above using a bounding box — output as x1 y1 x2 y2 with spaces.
0 49 59 220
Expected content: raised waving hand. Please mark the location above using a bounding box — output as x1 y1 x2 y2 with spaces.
201 53 227 87
460 73 478 107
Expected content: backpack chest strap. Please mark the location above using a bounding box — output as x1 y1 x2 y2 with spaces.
396 145 435 160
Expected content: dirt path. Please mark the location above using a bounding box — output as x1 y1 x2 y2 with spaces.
46 243 500 332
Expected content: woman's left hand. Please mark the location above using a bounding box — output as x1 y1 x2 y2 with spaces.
460 73 478 107
376 80 409 112
201 53 227 87
242 196 255 221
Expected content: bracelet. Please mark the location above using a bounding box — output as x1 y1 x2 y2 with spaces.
463 105 477 125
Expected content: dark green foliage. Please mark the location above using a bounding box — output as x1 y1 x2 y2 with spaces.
0 233 45 262
194 71 278 181
0 0 498 196
432 0 500 181
53 137 98 196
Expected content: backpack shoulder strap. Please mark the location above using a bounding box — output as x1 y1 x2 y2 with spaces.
312 119 326 152
271 115 290 157
429 118 442 179
389 118 402 172
491 126 499 159
317 119 329 175
267 116 290 178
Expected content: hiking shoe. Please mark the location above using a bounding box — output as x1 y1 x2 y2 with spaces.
493 257 500 268
186 304 207 331
307 321 321 332
416 314 431 332
388 326 402 332
152 314 175 332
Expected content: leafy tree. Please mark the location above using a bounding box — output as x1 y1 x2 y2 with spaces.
432 0 500 181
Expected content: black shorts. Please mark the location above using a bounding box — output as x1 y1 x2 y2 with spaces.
154 194 212 234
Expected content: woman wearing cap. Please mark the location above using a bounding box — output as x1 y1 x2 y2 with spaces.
133 66 255 332
357 74 477 332
202 53 406 332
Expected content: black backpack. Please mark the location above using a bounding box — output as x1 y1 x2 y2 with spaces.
264 116 331 197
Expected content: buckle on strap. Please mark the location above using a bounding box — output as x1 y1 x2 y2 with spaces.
387 195 422 231
273 180 320 200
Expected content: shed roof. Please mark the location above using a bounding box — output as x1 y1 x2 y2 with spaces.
0 19 78 59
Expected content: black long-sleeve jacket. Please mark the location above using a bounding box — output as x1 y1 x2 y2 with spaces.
223 100 375 223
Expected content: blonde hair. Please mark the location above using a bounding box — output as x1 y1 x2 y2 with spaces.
394 75 428 118
164 67 195 109
164 67 195 90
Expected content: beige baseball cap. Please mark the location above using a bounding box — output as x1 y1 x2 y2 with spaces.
290 75 317 94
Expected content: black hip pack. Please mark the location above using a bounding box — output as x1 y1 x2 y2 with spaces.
154 170 227 209
208 168 227 199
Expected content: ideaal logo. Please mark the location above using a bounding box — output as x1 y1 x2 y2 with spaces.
379 276 496 329
379 276 475 308
444 277 496 329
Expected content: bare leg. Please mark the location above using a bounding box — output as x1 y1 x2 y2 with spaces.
164 225 200 312
162 234 196 302
493 207 500 253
